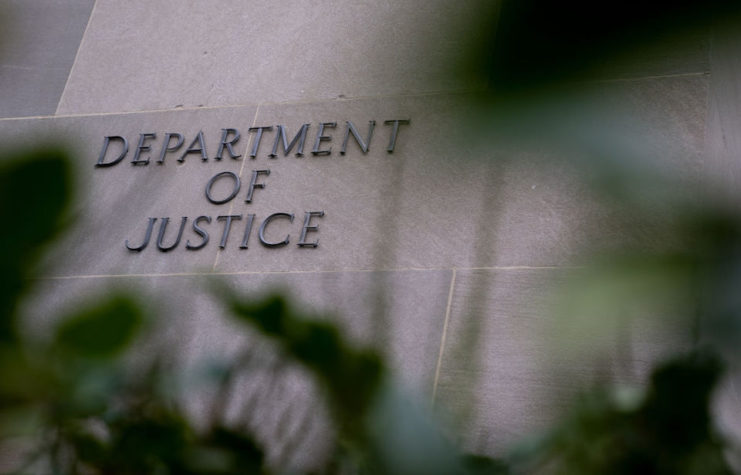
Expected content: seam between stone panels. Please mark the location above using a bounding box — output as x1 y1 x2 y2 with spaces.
702 28 717 233
1 64 70 72
0 103 262 122
431 268 456 407
589 71 709 85
464 265 572 270
37 265 574 280
253 88 482 107
211 103 261 271
1 72 708 123
54 0 98 116
1 89 478 122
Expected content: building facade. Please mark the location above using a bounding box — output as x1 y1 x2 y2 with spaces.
1 0 740 471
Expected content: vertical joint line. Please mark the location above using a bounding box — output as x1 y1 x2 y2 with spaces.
431 268 457 407
211 103 261 271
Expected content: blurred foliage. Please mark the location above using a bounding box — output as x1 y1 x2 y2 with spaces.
512 352 730 474
475 2 741 474
2 147 737 472
0 150 70 342
4 2 741 473
472 0 741 94
222 291 383 442
0 149 496 473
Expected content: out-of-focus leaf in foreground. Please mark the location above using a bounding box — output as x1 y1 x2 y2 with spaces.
221 291 383 441
514 351 730 474
478 0 741 93
55 295 143 359
0 148 71 342
218 286 480 474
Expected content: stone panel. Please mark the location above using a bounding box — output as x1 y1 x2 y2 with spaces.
592 28 710 79
21 267 450 469
213 94 581 272
0 0 94 118
55 0 492 115
215 78 707 273
53 1 712 116
24 268 450 394
433 268 694 456
0 105 258 276
1 75 709 276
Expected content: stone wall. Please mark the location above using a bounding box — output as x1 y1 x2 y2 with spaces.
1 0 738 469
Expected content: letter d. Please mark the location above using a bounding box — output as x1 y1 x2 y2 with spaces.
95 136 129 167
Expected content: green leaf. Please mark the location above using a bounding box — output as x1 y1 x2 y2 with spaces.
55 296 143 358
0 148 72 342
217 285 385 440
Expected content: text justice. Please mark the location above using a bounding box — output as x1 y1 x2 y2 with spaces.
124 211 325 252
124 169 323 252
